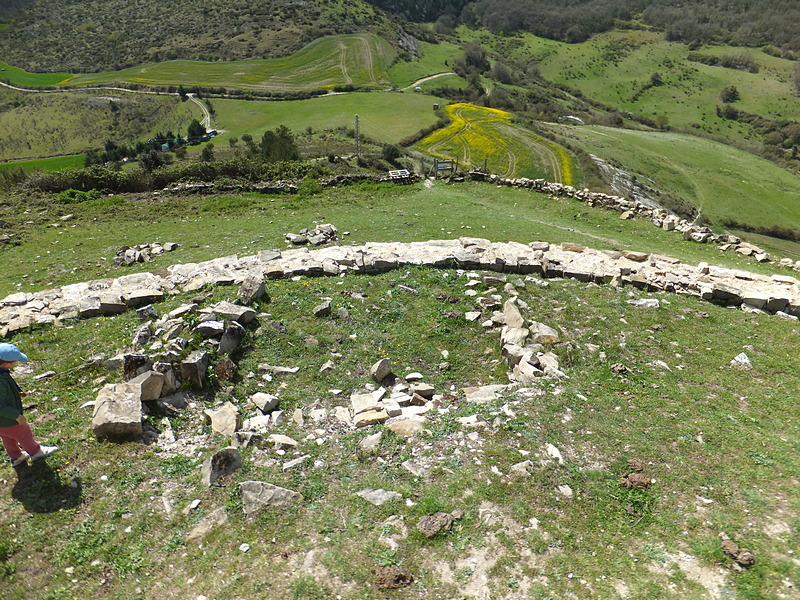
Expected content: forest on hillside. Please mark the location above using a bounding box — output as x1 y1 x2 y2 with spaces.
2 0 800 72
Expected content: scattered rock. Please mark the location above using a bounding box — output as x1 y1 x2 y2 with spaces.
417 510 464 538
356 488 401 506
201 447 243 487
239 481 302 515
370 358 393 382
374 566 414 589
620 472 652 489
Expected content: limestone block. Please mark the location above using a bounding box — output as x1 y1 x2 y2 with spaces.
180 350 209 389
201 447 243 487
239 481 302 515
354 409 389 428
250 392 279 414
128 370 165 402
92 383 143 441
219 321 246 355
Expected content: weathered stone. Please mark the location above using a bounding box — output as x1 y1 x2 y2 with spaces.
211 301 256 325
128 370 164 402
462 384 507 404
185 507 228 542
180 350 209 389
503 299 525 329
313 299 332 317
409 382 434 399
359 431 382 453
356 488 401 506
122 354 152 381
351 392 380 415
370 358 393 382
124 288 165 308
622 251 649 262
205 402 241 437
237 274 266 305
92 383 143 441
219 321 246 355
250 392 280 413
501 326 529 346
266 434 298 450
529 321 560 344
386 419 425 437
201 447 243 487
354 409 390 428
239 481 302 515
194 320 225 338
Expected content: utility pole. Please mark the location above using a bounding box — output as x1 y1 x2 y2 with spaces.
354 114 360 157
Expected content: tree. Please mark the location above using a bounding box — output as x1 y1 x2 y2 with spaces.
178 85 188 101
187 119 206 141
720 85 739 103
139 149 163 172
261 125 300 162
228 136 239 147
200 144 215 162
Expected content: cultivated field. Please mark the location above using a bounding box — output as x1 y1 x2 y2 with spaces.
417 103 577 183
67 34 395 92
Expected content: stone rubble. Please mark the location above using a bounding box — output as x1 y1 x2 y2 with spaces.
4 237 797 340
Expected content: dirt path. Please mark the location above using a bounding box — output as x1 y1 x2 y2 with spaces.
402 72 455 91
188 93 213 130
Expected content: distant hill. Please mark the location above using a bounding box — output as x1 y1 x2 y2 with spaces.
4 0 800 75
0 0 396 72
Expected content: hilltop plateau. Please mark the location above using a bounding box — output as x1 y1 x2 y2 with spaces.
0 2 799 599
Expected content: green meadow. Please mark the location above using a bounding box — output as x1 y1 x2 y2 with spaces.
0 155 84 173
67 34 395 91
388 40 462 88
530 30 800 141
0 61 72 86
549 123 800 236
213 92 446 143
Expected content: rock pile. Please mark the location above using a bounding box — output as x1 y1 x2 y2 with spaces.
2 238 799 340
113 242 179 266
284 223 338 246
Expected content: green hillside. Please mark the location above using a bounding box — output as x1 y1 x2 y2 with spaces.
550 123 800 234
68 35 396 92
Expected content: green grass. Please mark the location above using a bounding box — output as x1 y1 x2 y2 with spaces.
67 34 395 92
0 88 195 161
548 123 800 237
1 180 796 299
388 40 462 88
211 91 445 144
0 62 73 86
0 155 85 173
530 29 800 144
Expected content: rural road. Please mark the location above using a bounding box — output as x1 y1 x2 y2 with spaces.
403 72 455 91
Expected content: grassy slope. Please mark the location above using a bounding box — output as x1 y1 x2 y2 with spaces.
548 123 800 236
64 34 394 92
531 29 800 144
0 182 799 600
2 181 795 298
0 89 196 161
212 92 446 144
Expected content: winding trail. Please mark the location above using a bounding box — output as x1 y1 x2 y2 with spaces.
402 72 455 91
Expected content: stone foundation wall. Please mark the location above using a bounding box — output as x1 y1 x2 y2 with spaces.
2 238 798 338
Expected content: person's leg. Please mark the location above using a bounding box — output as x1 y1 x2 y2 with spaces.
0 429 24 460
0 423 41 456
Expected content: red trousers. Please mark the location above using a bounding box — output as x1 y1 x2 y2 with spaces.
0 423 41 460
